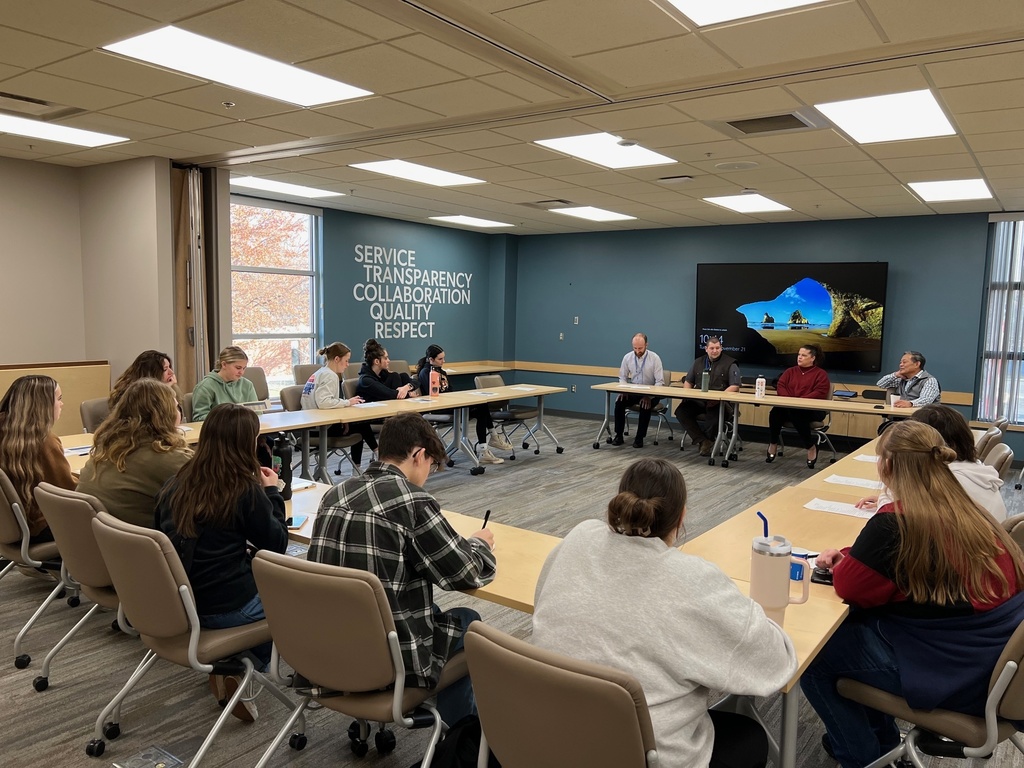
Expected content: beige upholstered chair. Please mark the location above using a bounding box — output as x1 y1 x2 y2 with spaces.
1 468 75 670
87 512 294 761
80 397 110 433
837 620 1024 768
976 426 1003 462
293 364 319 386
464 621 659 768
30 483 130 692
994 417 1010 436
984 442 1014 479
344 361 362 381
285 383 362 480
475 374 542 458
180 392 193 423
242 366 270 400
1001 514 1024 549
251 550 467 768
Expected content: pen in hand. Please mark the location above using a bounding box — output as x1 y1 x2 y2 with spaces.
482 509 491 528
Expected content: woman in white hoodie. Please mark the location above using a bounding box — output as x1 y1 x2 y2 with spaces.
856 404 1006 521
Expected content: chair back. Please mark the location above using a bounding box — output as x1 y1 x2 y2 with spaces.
977 427 1003 462
252 551 398 692
91 512 192 639
994 417 1009 435
293 364 319 386
1001 515 1024 550
984 443 1014 478
181 392 193 422
242 366 270 400
34 484 111 589
0 468 27 547
389 360 410 377
80 397 111 433
465 622 657 768
475 374 506 389
344 362 362 381
990 618 1024 721
343 378 359 401
280 385 303 412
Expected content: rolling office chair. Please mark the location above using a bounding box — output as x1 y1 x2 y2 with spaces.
281 384 362 480
836 619 1024 768
181 392 193 423
344 361 362 381
87 512 294 761
474 375 545 459
984 443 1014 479
977 426 1003 463
251 551 466 768
293 364 319 386
242 366 270 400
622 371 673 446
80 398 111 433
776 385 838 466
465 621 659 768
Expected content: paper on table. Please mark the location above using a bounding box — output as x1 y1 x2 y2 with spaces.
853 454 879 462
618 383 650 390
353 402 387 408
473 391 496 396
291 478 316 491
411 397 434 403
63 446 91 456
804 497 874 519
509 386 536 391
824 474 883 490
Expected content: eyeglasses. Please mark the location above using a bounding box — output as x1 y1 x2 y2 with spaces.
415 447 441 473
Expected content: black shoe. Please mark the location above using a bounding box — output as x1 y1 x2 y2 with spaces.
821 734 835 760
632 438 643 448
765 446 777 464
807 445 818 470
611 434 624 446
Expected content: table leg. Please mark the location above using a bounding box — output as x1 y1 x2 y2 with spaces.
594 391 613 448
454 405 483 474
723 404 740 463
710 396 726 459
298 428 311 481
533 395 562 452
315 425 331 484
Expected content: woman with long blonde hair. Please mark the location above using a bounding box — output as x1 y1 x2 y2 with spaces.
804 421 1024 768
78 379 192 528
0 375 75 542
190 346 259 421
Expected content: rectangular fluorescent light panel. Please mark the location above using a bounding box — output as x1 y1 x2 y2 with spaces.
666 0 827 26
103 27 371 107
815 89 954 144
350 160 484 187
703 194 791 213
550 207 637 222
230 176 343 199
429 215 513 229
535 132 676 169
0 114 127 147
908 179 992 202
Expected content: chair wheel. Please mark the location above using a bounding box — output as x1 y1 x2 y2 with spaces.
556 446 564 454
68 595 81 607
470 466 485 476
15 654 30 669
375 729 397 754
605 437 612 444
829 458 836 464
111 619 121 631
446 459 455 468
522 442 529 450
729 453 739 462
721 461 729 468
653 440 659 446
56 588 66 599
289 733 307 750
534 449 540 455
351 739 369 757
508 454 516 460
33 675 48 691
1017 484 1023 490
348 721 361 741
86 739 105 757
708 458 715 466
593 442 600 449
103 722 120 740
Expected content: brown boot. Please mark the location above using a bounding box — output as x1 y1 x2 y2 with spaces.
699 439 714 457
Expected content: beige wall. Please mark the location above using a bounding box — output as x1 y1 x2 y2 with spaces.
79 156 174 380
0 156 86 363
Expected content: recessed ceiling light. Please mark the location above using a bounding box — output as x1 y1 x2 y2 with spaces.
350 160 485 187
429 215 514 229
703 194 791 213
230 176 343 199
666 0 827 26
0 113 127 147
103 27 372 107
535 132 676 169
550 206 637 222
908 179 992 202
815 89 954 144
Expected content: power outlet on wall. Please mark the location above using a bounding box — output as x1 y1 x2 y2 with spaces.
559 332 564 340
571 384 576 393
573 316 579 325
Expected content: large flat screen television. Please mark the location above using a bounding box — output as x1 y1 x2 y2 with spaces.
694 262 888 373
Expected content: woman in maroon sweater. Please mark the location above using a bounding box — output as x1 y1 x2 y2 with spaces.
766 344 830 468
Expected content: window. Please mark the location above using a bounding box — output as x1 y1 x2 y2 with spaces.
978 217 1024 423
230 199 319 397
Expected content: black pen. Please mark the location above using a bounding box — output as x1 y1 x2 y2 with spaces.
482 509 491 528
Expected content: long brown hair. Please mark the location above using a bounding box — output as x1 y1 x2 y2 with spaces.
161 404 261 538
607 458 687 540
92 379 189 471
108 350 174 408
0 375 58 516
879 421 1024 605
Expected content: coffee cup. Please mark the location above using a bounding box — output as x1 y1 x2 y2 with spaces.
749 535 810 626
890 393 901 407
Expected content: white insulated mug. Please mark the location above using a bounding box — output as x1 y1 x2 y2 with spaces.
749 535 810 626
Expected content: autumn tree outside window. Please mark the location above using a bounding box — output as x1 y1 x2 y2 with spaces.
230 198 320 396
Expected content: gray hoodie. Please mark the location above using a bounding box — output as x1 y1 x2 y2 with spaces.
950 460 1007 522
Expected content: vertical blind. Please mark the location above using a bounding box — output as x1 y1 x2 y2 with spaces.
978 219 1024 422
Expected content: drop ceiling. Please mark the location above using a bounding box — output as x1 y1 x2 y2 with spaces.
1 0 1022 234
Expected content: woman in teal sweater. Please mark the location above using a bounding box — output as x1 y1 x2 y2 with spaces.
191 346 259 422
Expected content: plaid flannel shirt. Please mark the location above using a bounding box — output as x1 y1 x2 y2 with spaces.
307 462 496 689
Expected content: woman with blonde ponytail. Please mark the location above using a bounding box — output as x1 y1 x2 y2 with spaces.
532 458 797 768
803 420 1024 768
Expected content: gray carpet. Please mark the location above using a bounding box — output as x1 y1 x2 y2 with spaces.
3 414 1022 767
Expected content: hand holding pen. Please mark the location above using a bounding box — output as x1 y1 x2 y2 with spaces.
473 509 495 550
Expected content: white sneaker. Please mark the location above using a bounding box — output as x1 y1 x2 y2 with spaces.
478 446 504 465
488 432 513 451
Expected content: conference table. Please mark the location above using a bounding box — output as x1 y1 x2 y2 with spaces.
591 380 909 465
61 383 566 481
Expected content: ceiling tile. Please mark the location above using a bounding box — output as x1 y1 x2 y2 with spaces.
392 79 528 117
739 129 852 154
926 50 1024 88
863 136 969 159
104 98 235 131
0 0 155 47
258 156 333 172
0 71 137 111
41 51 202 97
957 108 1024 135
470 143 563 165
251 110 370 137
391 34 500 77
0 26 81 69
574 35 736 89
674 87 803 122
774 146 872 167
940 81 1024 113
493 118 600 142
284 0 414 39
319 97 444 129
864 0 1024 43
879 154 977 173
477 72 572 104
577 104 694 132
197 121 305 147
976 149 1024 166
363 139 450 159
986 164 1024 179
157 84 296 120
143 132 250 154
785 67 930 104
307 44 461 94
421 130 521 152
53 112 172 140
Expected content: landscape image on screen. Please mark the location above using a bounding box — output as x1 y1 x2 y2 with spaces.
694 262 888 373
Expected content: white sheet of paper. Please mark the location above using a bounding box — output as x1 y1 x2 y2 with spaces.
473 391 496 396
804 497 874 519
63 446 91 456
853 454 879 462
824 474 883 490
509 386 536 391
353 402 386 408
291 479 317 491
619 383 650 390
